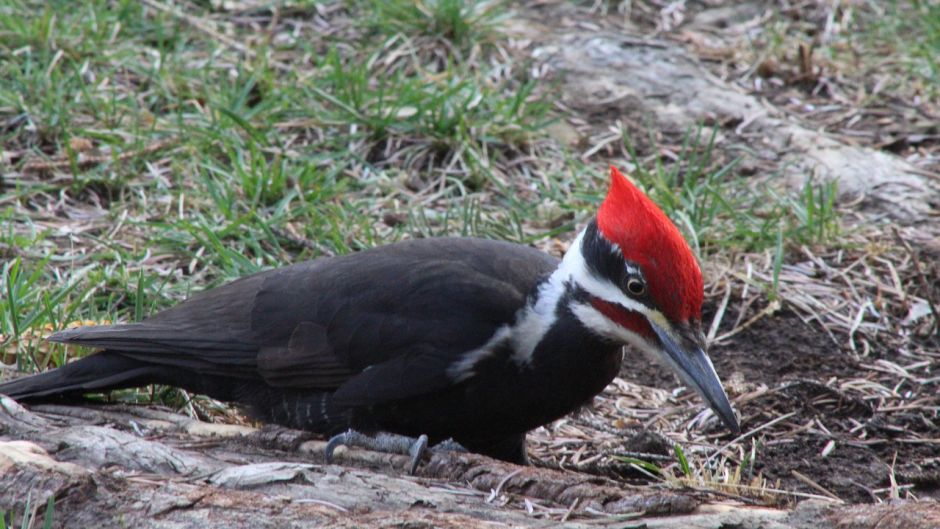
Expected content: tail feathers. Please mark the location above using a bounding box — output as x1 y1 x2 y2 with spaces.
0 354 154 402
0 353 348 436
49 323 255 355
50 323 148 343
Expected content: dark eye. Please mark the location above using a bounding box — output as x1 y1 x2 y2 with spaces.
626 278 646 296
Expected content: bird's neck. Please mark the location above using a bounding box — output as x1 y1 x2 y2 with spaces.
494 232 622 428
508 229 611 365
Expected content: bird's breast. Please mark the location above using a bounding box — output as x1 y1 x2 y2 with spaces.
454 326 623 435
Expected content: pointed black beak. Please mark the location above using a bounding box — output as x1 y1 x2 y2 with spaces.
649 322 740 434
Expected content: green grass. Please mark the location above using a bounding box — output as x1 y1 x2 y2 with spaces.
864 1 940 98
303 47 552 188
1 496 55 529
615 441 772 502
0 0 845 393
365 0 507 56
0 0 557 372
623 126 840 256
743 1 940 103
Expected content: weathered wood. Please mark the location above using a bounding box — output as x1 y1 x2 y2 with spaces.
19 401 707 517
5 397 939 528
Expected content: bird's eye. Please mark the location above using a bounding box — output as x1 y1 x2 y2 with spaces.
626 278 646 296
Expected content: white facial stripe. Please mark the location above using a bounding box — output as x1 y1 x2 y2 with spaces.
561 230 651 316
571 301 691 385
451 226 672 378
451 253 572 377
570 302 656 355
508 253 571 365
563 229 679 346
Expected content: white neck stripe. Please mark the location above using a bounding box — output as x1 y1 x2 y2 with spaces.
447 226 661 381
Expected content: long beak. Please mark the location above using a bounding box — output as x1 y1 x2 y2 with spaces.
650 322 740 434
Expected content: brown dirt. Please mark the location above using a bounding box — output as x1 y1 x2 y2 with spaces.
615 303 940 505
619 307 861 387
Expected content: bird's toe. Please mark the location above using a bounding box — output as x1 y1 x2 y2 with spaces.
324 429 352 463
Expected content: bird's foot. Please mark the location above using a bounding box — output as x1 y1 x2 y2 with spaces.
325 429 429 474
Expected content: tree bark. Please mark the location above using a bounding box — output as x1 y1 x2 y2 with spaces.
3 397 938 529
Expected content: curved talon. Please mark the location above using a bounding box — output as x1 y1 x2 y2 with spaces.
324 429 430 473
324 430 351 463
407 434 429 475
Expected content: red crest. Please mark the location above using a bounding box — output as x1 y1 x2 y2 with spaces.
597 166 703 322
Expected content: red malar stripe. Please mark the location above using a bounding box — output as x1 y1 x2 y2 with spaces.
589 298 654 340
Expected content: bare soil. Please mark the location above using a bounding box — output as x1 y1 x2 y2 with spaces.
516 0 940 508
614 302 940 505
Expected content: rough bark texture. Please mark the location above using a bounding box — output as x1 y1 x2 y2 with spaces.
3 397 939 528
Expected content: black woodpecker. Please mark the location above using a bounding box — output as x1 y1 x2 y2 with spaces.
0 166 739 467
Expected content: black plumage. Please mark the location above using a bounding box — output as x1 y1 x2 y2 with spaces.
0 168 744 463
0 238 622 463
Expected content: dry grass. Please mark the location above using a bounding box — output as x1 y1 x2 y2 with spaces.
2 0 939 513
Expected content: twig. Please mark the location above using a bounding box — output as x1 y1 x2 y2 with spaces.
706 411 797 463
706 281 732 344
140 0 293 73
140 0 248 56
560 497 579 523
714 298 781 343
893 228 940 335
294 498 349 512
790 470 843 502
486 468 523 503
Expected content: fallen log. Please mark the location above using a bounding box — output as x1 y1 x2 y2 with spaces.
3 397 938 528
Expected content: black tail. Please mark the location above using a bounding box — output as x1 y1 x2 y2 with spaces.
0 353 350 435
0 353 157 402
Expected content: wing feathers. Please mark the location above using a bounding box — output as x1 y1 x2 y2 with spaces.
257 322 354 388
38 238 558 408
331 349 455 407
49 324 256 354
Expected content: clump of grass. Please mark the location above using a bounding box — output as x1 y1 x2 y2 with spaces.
1 495 55 529
366 0 508 56
0 0 556 382
748 1 940 103
303 48 552 188
616 441 776 502
864 1 940 98
0 256 93 369
623 126 840 257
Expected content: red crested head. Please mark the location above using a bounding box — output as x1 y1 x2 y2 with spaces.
596 166 703 323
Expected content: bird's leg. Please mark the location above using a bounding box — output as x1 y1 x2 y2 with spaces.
325 429 429 474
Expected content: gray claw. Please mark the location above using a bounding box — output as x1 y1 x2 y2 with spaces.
407 434 429 475
324 429 352 463
431 438 467 453
323 429 430 474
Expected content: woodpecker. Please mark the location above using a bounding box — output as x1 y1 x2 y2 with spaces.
0 166 738 466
